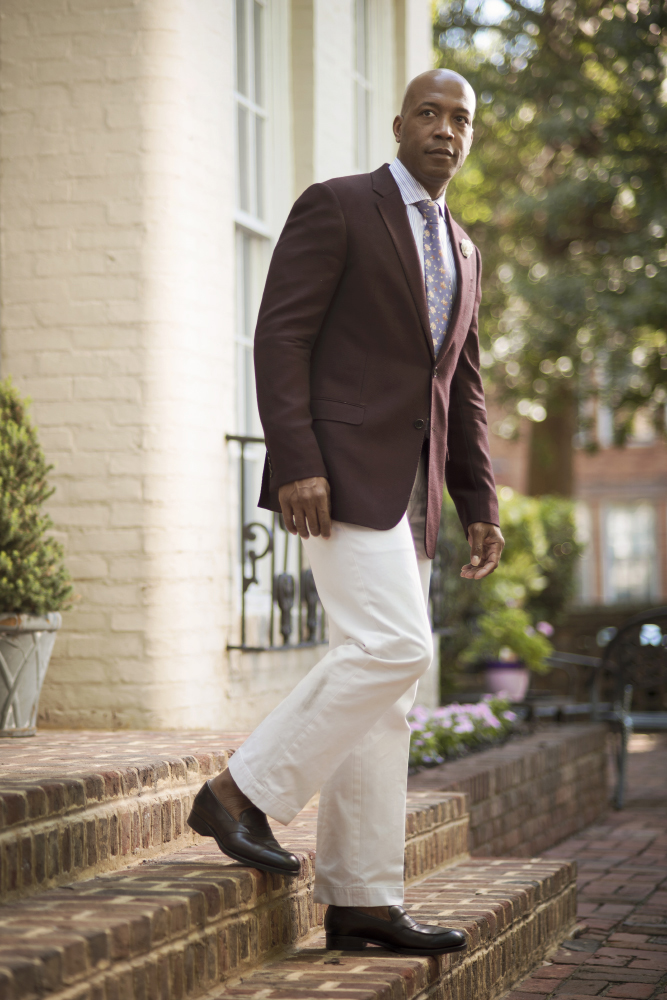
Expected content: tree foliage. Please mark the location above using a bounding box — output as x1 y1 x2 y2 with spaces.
0 378 72 615
436 0 667 487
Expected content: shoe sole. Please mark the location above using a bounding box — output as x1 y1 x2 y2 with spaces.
325 933 467 956
187 809 300 878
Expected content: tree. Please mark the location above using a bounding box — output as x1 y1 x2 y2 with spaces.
0 378 72 615
436 0 667 494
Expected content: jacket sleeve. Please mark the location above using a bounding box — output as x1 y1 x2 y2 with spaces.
254 182 347 489
444 247 500 534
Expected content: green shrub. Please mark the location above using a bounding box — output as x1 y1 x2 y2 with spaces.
433 487 583 688
460 606 552 674
0 378 72 614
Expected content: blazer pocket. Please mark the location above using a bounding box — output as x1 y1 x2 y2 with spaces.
311 398 365 425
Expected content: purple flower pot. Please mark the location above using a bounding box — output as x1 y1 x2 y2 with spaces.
484 660 530 702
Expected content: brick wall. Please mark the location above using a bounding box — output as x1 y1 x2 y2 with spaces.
409 724 609 857
0 0 235 729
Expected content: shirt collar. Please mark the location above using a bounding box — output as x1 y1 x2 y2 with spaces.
389 157 447 217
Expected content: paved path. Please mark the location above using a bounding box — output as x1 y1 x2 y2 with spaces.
506 733 667 1000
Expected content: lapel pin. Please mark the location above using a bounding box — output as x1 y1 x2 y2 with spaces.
460 239 474 258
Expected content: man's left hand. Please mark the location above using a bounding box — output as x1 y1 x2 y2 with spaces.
461 522 504 580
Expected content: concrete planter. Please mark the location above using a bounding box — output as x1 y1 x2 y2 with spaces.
0 612 61 737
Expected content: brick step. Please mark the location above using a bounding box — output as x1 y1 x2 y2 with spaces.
0 731 245 902
0 833 576 1000
0 724 608 903
0 732 468 904
0 789 469 999
195 858 578 1000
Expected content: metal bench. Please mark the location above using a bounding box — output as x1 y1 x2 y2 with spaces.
516 610 667 809
592 605 667 809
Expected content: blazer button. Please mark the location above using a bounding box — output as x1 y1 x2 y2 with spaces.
413 419 425 430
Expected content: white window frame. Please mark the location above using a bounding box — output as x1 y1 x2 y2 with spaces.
234 0 270 438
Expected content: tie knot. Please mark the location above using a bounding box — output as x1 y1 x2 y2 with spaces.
416 200 440 226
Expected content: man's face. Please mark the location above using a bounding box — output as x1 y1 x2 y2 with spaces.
393 77 475 193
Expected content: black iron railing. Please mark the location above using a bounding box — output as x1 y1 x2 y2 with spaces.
226 434 326 651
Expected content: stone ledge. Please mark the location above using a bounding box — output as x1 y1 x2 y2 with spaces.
408 724 608 858
0 851 576 1000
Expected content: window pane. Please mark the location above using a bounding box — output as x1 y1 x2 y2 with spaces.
237 105 250 211
255 115 264 219
235 232 265 436
253 0 263 105
575 502 595 603
236 0 248 95
355 0 367 77
603 503 658 604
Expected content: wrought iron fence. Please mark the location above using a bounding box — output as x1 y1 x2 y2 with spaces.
227 434 327 652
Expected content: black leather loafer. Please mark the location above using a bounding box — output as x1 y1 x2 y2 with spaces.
324 905 467 955
187 780 300 877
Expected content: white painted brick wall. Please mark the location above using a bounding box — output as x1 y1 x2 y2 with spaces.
314 0 355 181
0 0 236 729
0 0 434 732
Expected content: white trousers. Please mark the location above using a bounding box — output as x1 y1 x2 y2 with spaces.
229 463 432 905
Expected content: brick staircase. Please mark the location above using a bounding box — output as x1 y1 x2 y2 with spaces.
0 732 580 1000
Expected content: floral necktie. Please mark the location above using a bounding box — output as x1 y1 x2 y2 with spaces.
416 200 453 355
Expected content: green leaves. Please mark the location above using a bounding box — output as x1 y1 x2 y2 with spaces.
0 379 72 615
461 606 553 671
436 0 667 461
436 487 581 682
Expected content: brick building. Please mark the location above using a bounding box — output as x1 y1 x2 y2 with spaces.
490 407 667 610
0 0 433 730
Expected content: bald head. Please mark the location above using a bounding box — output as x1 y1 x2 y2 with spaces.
392 69 476 199
401 69 476 117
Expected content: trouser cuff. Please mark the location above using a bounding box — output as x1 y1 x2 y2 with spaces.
227 749 297 826
313 884 404 906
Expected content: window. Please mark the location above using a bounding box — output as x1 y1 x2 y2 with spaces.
575 502 596 604
231 2 325 651
235 0 266 222
234 0 269 438
353 0 371 172
602 503 659 604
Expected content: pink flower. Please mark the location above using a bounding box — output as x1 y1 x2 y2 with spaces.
536 621 554 637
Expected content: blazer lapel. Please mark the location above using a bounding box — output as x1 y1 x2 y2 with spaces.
436 207 476 363
372 166 434 361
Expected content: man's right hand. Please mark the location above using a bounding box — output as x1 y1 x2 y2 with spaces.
278 477 332 539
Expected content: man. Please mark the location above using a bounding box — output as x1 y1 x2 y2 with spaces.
188 68 504 956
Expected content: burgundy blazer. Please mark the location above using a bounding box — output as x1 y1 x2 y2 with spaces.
254 163 498 559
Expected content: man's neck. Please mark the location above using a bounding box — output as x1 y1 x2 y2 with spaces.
396 155 448 201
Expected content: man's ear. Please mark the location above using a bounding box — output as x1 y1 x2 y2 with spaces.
392 114 403 144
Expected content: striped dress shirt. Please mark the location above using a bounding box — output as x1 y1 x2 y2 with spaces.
388 157 458 306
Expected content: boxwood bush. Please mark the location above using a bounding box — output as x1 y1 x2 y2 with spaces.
0 378 72 615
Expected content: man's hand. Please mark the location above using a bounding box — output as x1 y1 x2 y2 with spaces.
279 477 332 539
461 522 504 580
